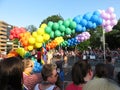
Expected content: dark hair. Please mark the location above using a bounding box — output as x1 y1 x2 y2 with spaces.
94 63 108 78
72 60 91 85
41 64 56 81
0 57 24 90
106 56 112 62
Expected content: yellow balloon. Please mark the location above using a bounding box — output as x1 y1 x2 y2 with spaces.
35 43 42 48
28 45 34 51
40 23 47 29
28 37 35 45
32 32 37 38
37 28 45 35
43 34 50 41
36 35 43 43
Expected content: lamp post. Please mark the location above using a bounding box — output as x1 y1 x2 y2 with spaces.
103 29 106 61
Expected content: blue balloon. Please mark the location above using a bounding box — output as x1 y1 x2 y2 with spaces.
93 11 100 16
73 15 82 24
86 21 93 28
93 23 97 28
90 15 99 23
81 27 86 32
96 18 103 25
75 24 82 32
83 12 93 21
80 19 87 26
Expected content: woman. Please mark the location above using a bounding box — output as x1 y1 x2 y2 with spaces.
66 60 93 90
0 57 24 90
34 64 60 90
23 58 42 90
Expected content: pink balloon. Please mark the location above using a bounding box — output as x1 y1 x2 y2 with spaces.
105 25 112 32
105 20 111 26
110 13 116 20
106 7 114 14
110 19 118 26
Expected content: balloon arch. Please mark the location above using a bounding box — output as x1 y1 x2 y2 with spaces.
7 7 118 72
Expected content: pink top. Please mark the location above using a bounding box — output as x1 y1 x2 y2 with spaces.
23 73 42 90
66 83 82 90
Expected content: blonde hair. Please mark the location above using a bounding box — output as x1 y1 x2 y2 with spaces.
22 58 34 70
83 78 120 90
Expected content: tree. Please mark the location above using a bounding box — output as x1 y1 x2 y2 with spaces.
40 14 64 27
25 25 37 33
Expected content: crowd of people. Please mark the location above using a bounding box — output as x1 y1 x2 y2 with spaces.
0 48 120 90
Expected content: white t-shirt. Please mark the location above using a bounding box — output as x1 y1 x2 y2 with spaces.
34 84 56 90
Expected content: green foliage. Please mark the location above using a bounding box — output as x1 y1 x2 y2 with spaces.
77 40 90 51
40 14 64 27
113 19 120 30
25 25 37 33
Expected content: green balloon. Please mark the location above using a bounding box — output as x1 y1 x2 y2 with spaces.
67 18 73 22
69 21 77 29
55 30 61 37
45 26 52 34
59 25 66 32
52 23 59 30
63 20 70 27
48 21 53 27
61 32 65 36
65 28 71 35
71 29 75 34
50 31 54 38
58 20 63 25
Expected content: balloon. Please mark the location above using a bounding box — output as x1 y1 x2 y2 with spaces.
63 20 70 27
86 21 93 28
52 23 59 30
61 32 65 36
32 32 37 38
37 28 45 35
105 25 112 32
106 7 114 14
58 20 63 25
83 12 93 20
90 15 99 23
75 24 82 32
48 21 53 27
59 25 66 32
50 31 54 38
43 34 50 41
35 43 42 48
28 37 35 45
93 11 100 16
45 26 52 34
80 19 87 26
69 21 77 29
110 13 116 20
110 19 118 26
9 35 13 40
65 28 71 35
55 30 61 37
36 36 43 43
71 29 75 34
96 18 103 25
73 15 82 24
28 45 34 51
41 23 47 28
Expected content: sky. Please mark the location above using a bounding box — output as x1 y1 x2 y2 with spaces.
0 0 120 28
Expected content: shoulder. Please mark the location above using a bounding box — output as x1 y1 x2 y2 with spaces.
34 84 39 90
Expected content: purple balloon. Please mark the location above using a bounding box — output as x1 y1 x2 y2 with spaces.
106 7 114 14
105 25 112 32
110 19 118 26
110 13 116 20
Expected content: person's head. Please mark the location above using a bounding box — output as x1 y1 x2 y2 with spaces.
22 58 34 75
72 60 93 85
117 72 120 85
94 63 108 78
41 64 58 84
83 78 120 90
106 56 112 63
0 57 24 90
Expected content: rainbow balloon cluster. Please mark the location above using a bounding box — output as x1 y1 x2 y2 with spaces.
100 7 118 32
